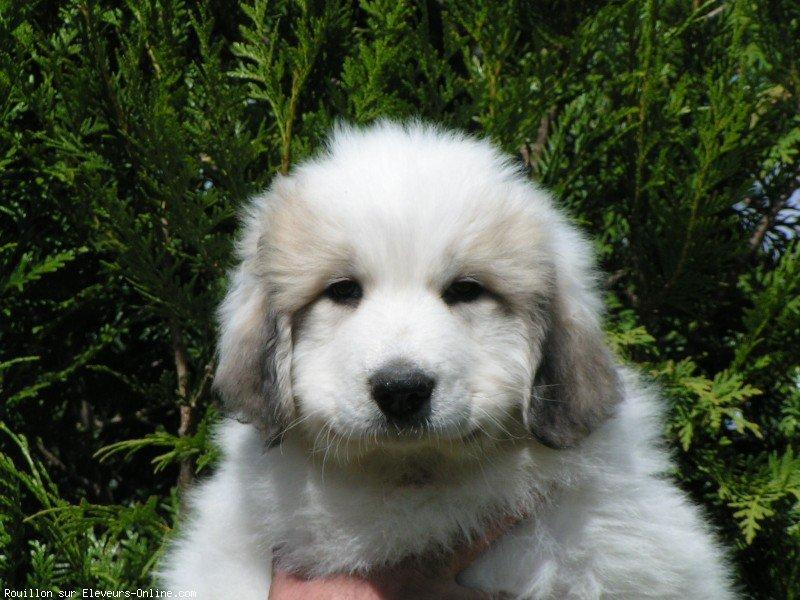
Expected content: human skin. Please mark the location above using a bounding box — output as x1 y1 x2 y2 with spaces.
268 515 518 600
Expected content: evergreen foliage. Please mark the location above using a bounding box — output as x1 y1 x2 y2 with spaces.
1 1 798 597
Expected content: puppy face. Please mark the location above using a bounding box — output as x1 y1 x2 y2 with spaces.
215 123 621 458
280 172 553 449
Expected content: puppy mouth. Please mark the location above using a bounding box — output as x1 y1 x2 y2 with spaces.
354 419 481 446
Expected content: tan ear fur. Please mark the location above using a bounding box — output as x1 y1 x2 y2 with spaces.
527 290 622 449
214 260 293 442
523 214 623 449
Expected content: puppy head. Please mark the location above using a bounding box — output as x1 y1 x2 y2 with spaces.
214 122 621 455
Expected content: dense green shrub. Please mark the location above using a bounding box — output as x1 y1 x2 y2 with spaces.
1 0 798 597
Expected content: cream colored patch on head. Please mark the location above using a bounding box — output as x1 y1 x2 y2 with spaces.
257 188 354 314
257 170 556 323
448 200 556 313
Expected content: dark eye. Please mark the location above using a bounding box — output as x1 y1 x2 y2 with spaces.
324 279 363 305
442 279 485 305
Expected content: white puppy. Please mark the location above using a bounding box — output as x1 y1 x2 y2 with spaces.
159 122 735 599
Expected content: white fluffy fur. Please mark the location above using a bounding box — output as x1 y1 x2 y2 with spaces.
159 122 735 599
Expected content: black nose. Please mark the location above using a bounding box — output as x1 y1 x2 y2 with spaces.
370 363 435 423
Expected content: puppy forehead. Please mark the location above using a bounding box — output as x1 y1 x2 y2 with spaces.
261 128 555 305
291 173 543 273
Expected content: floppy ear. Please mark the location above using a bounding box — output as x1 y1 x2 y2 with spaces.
526 227 622 449
214 264 294 442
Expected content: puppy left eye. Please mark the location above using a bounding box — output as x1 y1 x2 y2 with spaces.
442 279 485 305
324 279 363 305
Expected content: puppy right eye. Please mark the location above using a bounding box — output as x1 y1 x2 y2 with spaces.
442 279 485 305
324 279 363 305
